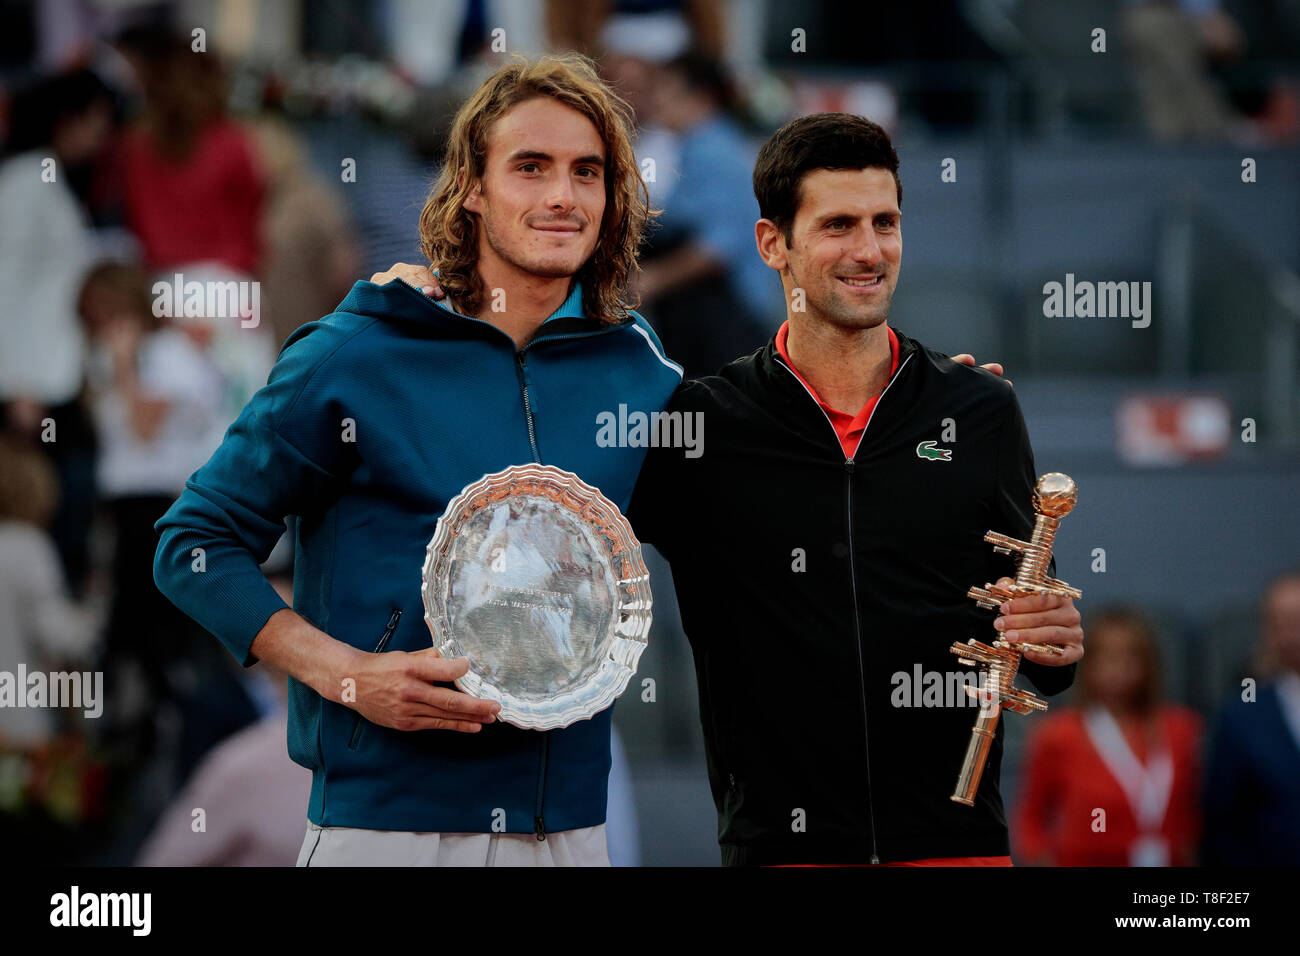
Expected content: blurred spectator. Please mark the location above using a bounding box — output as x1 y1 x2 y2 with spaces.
636 51 779 377
1216 0 1300 141
114 26 277 416
137 572 308 866
1122 0 1245 141
135 663 309 867
1015 607 1202 866
115 25 265 275
78 261 227 751
1202 571 1300 865
249 117 362 347
333 116 439 279
170 556 294 792
0 68 114 595
380 0 546 87
0 435 103 862
164 261 278 429
600 43 680 209
0 437 97 750
563 0 726 222
548 0 724 60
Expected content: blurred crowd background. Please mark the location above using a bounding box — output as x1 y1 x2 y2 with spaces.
0 0 1297 867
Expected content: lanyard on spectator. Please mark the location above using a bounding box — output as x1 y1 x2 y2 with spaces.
1084 706 1173 865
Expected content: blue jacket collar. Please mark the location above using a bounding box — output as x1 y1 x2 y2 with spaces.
339 277 597 330
547 281 586 322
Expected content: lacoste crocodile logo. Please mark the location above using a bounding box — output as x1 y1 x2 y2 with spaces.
916 440 952 461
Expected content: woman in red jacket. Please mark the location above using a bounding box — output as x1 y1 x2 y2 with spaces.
115 27 264 275
1014 607 1202 866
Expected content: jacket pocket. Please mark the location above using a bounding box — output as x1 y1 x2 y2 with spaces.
347 608 403 750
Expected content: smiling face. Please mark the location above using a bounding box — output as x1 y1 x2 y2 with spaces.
462 97 607 284
759 167 902 331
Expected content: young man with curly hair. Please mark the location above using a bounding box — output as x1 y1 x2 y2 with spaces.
154 55 682 866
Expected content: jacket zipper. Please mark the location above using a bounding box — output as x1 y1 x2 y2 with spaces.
842 461 880 864
394 282 635 845
775 349 913 865
515 351 542 463
514 347 549 839
513 330 636 841
348 608 403 749
395 277 628 470
512 325 638 464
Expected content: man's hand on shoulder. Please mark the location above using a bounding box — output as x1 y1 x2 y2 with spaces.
370 263 446 300
952 353 1011 387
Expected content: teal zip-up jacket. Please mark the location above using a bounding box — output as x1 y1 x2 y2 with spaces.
153 279 682 835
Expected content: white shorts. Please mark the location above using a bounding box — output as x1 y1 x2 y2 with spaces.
295 821 610 867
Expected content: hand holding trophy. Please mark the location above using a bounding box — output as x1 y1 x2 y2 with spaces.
949 472 1082 806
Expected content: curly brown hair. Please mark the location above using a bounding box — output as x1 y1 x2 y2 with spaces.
417 53 652 325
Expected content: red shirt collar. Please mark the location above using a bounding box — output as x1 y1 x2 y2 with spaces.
774 321 900 458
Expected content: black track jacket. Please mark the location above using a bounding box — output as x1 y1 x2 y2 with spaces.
629 327 1076 866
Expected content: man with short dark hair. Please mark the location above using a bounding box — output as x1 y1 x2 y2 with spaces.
628 112 1084 866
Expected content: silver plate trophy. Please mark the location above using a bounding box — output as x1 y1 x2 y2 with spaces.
421 464 652 730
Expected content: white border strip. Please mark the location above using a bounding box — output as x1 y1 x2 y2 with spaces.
629 323 685 379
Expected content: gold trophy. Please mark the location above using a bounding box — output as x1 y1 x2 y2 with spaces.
949 473 1081 806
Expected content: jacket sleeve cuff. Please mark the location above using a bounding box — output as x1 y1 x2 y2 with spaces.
1022 659 1077 697
154 527 290 667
